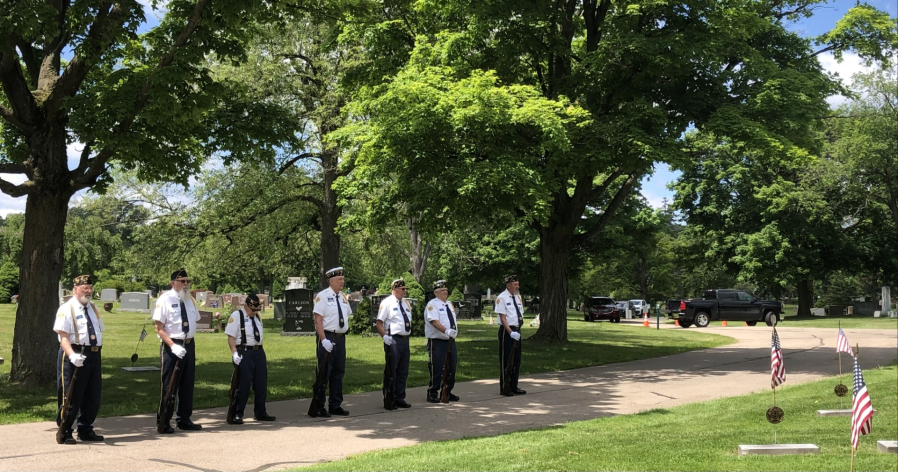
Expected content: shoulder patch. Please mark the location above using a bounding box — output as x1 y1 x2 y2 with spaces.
316 296 321 302
57 312 64 318
228 317 236 324
427 305 434 311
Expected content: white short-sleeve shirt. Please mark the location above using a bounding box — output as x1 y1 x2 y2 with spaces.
313 287 352 333
424 298 457 340
153 289 201 339
377 294 412 336
53 298 104 345
224 309 263 346
494 289 523 327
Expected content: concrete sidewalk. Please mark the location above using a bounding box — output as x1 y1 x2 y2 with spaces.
0 326 895 471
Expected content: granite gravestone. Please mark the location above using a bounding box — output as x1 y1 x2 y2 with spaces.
197 310 213 330
370 295 389 333
464 293 483 320
100 289 118 302
273 301 285 320
283 288 315 334
119 292 150 312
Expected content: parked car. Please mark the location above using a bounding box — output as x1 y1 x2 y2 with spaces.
677 289 782 328
664 299 684 317
615 301 629 317
582 296 621 323
629 299 648 315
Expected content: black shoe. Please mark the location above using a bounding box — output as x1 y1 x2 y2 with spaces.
384 402 398 410
513 389 527 395
57 431 76 445
328 407 349 416
448 394 460 402
394 400 412 408
254 414 276 421
315 408 331 418
157 424 175 434
77 430 104 441
177 420 202 431
227 416 244 425
426 396 439 403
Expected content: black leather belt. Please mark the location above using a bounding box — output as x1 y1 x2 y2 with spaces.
509 326 521 332
325 331 345 337
243 345 263 350
74 345 102 352
393 334 409 339
172 338 193 345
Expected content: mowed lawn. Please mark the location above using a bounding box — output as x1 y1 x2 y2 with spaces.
295 364 898 472
0 304 730 424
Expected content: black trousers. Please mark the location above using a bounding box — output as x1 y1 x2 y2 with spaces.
56 347 102 434
498 327 522 392
427 338 457 399
315 332 347 410
235 347 268 418
157 340 196 425
384 336 410 402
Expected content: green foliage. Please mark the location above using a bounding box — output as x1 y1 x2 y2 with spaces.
350 296 373 335
447 288 463 302
0 261 19 303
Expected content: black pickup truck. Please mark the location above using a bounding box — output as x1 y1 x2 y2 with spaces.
676 289 782 328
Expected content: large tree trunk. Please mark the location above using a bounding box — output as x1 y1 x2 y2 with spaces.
531 225 573 343
796 277 813 317
407 217 431 284
318 148 341 289
11 188 72 386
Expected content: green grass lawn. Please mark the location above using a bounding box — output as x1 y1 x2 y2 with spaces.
0 305 731 424
295 364 898 472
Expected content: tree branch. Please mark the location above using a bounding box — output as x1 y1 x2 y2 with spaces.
0 45 40 131
277 152 316 174
0 176 30 198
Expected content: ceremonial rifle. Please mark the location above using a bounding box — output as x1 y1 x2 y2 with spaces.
226 347 242 423
307 347 330 416
439 338 454 403
501 338 518 396
159 356 183 426
383 327 395 409
56 350 82 443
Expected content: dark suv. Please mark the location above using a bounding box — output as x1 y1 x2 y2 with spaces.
582 296 621 323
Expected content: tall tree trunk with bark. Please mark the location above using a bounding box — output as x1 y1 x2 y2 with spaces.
318 148 342 289
407 217 431 284
797 277 813 317
11 129 74 386
530 223 573 342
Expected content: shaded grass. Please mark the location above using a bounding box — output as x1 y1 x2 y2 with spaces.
296 365 898 472
0 304 728 424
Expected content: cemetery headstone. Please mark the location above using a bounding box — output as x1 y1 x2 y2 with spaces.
370 295 389 332
197 310 213 330
273 301 285 320
257 294 270 310
207 295 223 309
143 289 154 298
119 292 150 312
464 293 483 320
100 288 118 302
195 291 209 303
282 288 315 334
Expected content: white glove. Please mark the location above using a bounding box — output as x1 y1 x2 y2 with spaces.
232 351 242 365
171 343 187 359
382 335 394 346
510 331 521 341
445 329 458 339
69 353 86 367
321 339 334 352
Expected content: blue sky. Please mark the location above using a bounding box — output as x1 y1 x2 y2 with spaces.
1 0 895 217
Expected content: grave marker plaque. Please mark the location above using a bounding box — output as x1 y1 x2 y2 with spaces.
273 301 285 320
198 310 213 330
283 288 315 333
464 293 483 320
120 292 150 312
370 295 389 332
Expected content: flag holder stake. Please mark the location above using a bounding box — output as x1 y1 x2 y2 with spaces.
130 321 149 364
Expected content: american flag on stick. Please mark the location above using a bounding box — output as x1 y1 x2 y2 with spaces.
836 328 854 357
138 327 148 342
850 358 873 450
771 328 785 388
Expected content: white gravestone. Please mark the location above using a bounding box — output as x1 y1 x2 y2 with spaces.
119 292 150 312
100 288 118 302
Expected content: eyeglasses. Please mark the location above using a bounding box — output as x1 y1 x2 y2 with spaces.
175 279 191 284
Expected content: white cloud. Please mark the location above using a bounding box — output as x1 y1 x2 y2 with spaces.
817 51 874 108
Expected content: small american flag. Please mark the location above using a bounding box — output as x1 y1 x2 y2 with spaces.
850 358 873 449
771 329 786 388
138 327 148 342
836 328 854 357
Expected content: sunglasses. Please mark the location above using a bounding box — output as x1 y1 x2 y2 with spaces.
175 279 191 284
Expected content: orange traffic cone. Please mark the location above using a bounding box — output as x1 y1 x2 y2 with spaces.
721 320 728 327
745 322 750 327
642 312 649 327
675 319 680 327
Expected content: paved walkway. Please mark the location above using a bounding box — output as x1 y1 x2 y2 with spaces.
0 326 895 471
